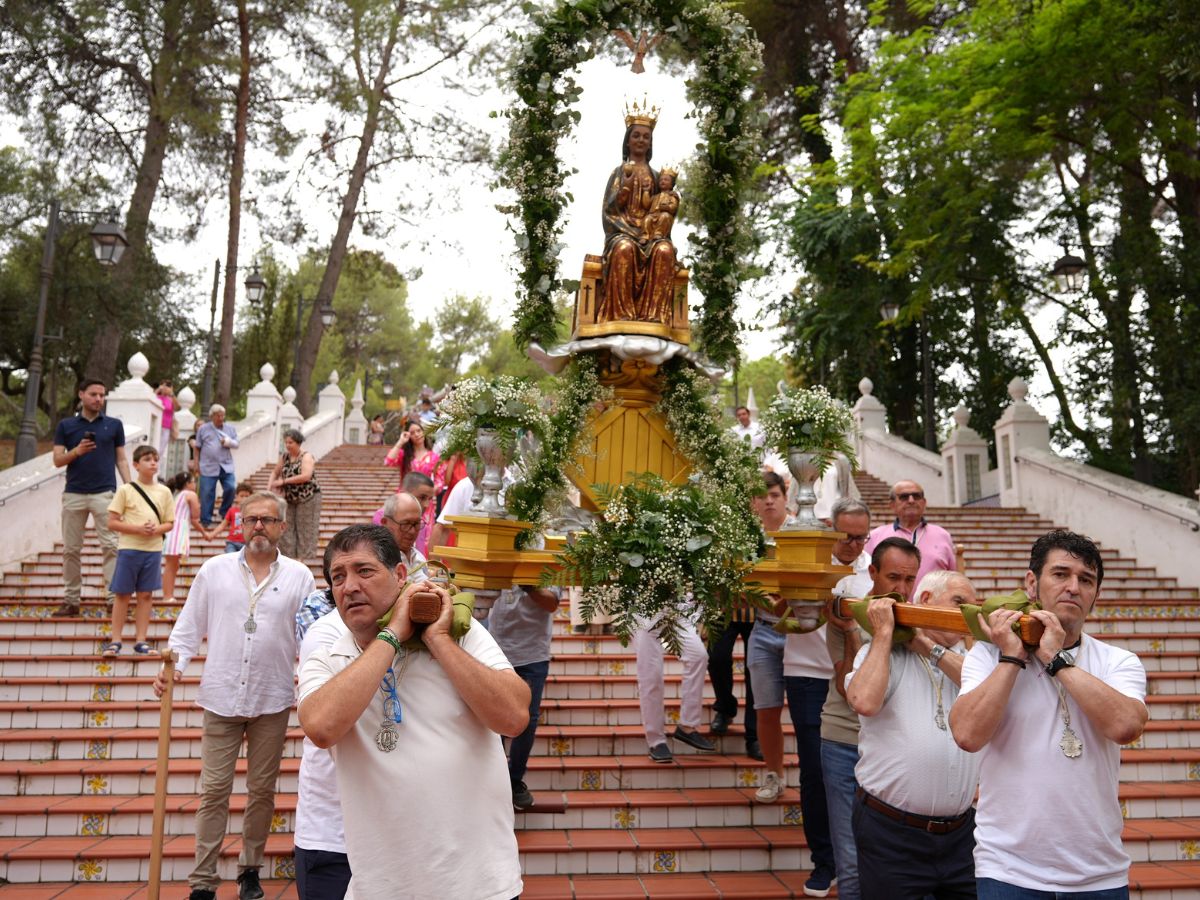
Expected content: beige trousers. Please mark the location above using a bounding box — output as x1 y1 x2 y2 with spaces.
190 707 291 890
279 493 322 561
60 490 118 606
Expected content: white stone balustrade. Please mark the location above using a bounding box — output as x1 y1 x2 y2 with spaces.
850 378 947 504
0 353 347 575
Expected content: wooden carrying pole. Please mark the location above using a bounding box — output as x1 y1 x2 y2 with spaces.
835 598 1045 646
148 648 177 900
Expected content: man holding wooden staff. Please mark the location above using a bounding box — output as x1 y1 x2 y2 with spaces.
846 569 981 899
951 530 1148 899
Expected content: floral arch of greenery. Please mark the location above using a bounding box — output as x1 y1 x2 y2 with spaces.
500 0 764 368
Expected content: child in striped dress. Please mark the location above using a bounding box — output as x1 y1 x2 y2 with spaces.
162 471 203 602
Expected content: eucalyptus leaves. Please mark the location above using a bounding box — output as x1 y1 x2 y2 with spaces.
554 474 763 653
434 376 550 460
759 385 858 475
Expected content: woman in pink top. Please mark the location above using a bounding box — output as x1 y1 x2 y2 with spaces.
384 421 443 553
156 380 177 458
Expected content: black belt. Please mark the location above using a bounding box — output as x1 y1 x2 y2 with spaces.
856 788 972 835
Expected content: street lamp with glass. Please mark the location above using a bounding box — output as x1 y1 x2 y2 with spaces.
15 201 129 465
1050 243 1087 293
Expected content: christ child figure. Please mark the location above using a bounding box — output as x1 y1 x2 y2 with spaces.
643 168 679 241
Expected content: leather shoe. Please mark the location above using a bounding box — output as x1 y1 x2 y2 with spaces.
649 742 673 763
710 711 732 735
672 727 716 752
745 739 763 761
236 868 264 900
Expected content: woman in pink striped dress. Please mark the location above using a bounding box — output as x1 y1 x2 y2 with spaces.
162 471 203 601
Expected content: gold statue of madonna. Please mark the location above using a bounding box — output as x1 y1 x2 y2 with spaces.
570 98 690 344
598 101 679 326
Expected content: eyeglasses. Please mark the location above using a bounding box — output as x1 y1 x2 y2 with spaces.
894 492 924 501
385 515 422 531
837 533 870 544
243 515 282 528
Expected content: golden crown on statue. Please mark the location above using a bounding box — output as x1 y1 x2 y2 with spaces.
623 95 661 129
658 165 678 179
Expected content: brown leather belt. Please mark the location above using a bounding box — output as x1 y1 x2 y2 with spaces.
855 788 972 835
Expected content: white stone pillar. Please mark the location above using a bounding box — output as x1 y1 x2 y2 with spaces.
851 376 888 461
746 386 759 421
105 352 163 451
170 386 198 476
942 404 989 505
278 386 305 450
245 362 283 422
318 369 346 419
993 377 1051 508
344 379 368 445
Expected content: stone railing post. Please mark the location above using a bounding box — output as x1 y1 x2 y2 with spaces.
169 386 197 476
941 404 989 505
245 362 283 423
851 377 888 458
278 386 305 449
344 379 368 445
105 352 163 450
993 377 1051 507
318 369 346 419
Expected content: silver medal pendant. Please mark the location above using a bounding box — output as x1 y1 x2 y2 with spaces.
376 720 398 752
934 710 947 731
244 617 257 634
1060 726 1083 758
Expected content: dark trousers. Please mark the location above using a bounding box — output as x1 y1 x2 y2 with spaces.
294 846 351 900
852 792 976 900
507 659 550 785
707 619 756 740
784 676 835 873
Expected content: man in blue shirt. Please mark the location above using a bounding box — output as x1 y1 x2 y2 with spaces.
52 380 130 617
192 404 240 527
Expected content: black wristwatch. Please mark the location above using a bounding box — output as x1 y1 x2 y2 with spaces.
1045 650 1075 678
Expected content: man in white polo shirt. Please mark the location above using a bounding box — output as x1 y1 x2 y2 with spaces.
846 569 980 899
951 530 1147 899
298 524 528 899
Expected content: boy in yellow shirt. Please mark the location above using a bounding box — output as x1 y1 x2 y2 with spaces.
104 445 174 656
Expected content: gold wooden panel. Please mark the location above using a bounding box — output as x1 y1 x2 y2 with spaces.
570 404 690 512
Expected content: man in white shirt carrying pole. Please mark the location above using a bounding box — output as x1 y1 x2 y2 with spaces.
846 568 981 899
154 492 316 900
951 530 1148 900
298 524 528 899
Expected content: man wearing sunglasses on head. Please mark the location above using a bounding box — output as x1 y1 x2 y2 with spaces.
864 479 958 592
155 492 315 900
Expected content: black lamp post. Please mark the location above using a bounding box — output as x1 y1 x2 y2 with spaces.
200 263 268 410
382 375 393 397
290 297 336 388
15 200 129 465
880 299 937 451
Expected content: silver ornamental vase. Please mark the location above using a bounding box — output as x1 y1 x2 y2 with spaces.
786 447 828 530
471 427 511 518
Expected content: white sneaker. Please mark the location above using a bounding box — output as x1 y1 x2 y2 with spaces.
755 770 783 803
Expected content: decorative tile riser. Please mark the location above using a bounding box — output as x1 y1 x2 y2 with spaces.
0 854 299 885
517 846 807 876
8 770 301 796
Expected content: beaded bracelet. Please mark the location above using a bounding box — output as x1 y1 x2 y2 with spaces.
376 630 404 654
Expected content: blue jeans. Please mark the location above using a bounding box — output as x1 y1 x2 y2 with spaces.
293 846 351 900
977 880 1128 900
507 659 549 785
821 738 861 900
785 677 834 875
199 469 237 526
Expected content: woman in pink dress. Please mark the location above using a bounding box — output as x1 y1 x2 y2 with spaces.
162 471 203 601
385 422 443 553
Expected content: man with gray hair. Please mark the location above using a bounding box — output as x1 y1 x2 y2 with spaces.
155 491 315 900
845 567 980 899
193 403 240 526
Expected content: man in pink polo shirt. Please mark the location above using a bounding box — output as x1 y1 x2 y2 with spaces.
864 479 957 589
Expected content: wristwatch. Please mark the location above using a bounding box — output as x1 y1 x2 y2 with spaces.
927 644 947 668
1045 650 1076 678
